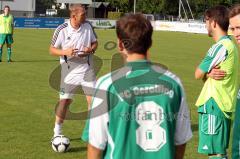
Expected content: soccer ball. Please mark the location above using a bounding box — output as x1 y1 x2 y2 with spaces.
51 135 70 153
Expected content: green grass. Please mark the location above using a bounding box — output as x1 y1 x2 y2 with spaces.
0 29 235 159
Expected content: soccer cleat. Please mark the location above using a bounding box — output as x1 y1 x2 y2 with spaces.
7 59 13 63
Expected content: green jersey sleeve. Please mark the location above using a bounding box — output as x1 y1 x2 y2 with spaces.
81 73 112 150
199 44 227 73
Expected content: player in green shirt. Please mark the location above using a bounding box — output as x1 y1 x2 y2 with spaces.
228 4 240 159
82 14 192 159
0 5 14 62
195 5 239 159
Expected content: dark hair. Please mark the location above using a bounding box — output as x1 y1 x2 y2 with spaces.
229 4 240 18
4 5 10 10
116 13 153 55
204 5 229 32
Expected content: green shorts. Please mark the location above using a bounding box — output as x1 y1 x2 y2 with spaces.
232 93 240 159
0 34 13 45
198 98 231 155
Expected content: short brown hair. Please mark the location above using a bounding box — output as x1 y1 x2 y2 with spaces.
229 4 240 18
116 14 153 55
204 5 229 32
4 5 10 10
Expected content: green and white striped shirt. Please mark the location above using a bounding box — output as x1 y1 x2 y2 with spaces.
82 60 192 159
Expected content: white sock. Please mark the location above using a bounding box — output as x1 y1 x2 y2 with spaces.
53 123 62 137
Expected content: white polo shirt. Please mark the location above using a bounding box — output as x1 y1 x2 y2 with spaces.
51 20 97 71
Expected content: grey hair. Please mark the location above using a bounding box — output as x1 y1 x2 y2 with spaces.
69 3 85 15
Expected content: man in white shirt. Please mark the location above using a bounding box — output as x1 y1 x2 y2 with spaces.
49 4 98 138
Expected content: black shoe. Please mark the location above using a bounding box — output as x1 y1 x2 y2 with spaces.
7 59 13 63
0 60 2 62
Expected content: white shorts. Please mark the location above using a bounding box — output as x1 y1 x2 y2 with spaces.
59 62 96 99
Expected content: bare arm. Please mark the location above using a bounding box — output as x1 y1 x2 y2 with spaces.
78 41 98 57
87 144 103 159
11 16 14 35
82 41 98 54
195 65 226 81
175 144 186 159
207 66 226 80
49 45 78 56
91 41 98 52
195 67 206 80
12 23 14 35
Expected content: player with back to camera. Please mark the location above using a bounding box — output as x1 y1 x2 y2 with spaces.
82 13 192 159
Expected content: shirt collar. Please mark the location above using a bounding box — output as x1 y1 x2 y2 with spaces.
67 20 82 33
2 14 9 17
126 59 150 67
218 35 231 42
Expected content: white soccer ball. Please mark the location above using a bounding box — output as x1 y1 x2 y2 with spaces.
51 135 70 153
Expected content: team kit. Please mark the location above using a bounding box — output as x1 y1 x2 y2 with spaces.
45 3 240 159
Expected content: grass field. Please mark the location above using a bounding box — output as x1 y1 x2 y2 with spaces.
0 29 236 159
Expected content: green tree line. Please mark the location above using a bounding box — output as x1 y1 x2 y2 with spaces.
102 0 240 18
37 0 240 18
